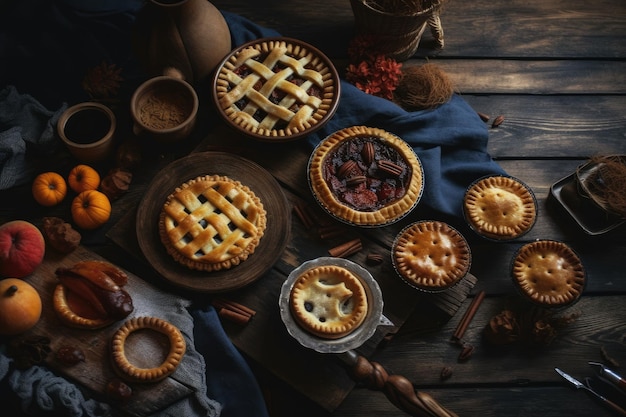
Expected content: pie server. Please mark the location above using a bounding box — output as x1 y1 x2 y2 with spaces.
555 367 626 416
280 257 458 417
589 362 626 394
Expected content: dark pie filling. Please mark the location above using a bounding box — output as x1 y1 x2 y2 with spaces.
322 137 412 212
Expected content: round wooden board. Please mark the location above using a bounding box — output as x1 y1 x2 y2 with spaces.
136 151 291 293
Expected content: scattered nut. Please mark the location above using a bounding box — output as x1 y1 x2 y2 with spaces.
458 344 475 362
366 253 384 265
440 366 453 381
491 114 505 128
477 112 490 122
107 379 133 403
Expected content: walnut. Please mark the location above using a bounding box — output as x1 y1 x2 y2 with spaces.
42 217 81 254
483 309 520 345
530 319 557 345
100 168 132 200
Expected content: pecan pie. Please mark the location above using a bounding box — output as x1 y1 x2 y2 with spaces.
290 265 368 339
159 175 267 272
511 240 585 308
464 175 537 240
392 221 471 292
213 37 339 141
309 126 423 226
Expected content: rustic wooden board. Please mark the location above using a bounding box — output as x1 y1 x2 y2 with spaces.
11 246 194 417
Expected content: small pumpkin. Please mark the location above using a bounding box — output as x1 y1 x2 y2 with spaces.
32 172 67 206
68 164 101 194
0 278 42 336
71 190 111 230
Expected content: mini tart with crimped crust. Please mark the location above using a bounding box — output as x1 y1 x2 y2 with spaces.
512 240 585 308
309 126 423 226
159 174 267 272
111 317 186 383
290 265 368 339
392 221 471 292
53 284 114 329
464 175 537 240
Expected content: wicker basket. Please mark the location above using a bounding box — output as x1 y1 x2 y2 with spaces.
349 0 444 61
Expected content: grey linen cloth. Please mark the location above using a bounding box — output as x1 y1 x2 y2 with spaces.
0 277 222 417
0 85 66 190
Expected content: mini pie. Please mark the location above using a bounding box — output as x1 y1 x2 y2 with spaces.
512 240 585 308
392 221 471 292
214 37 339 140
464 175 537 240
159 175 267 271
111 316 186 383
308 126 424 226
53 284 114 330
290 265 368 339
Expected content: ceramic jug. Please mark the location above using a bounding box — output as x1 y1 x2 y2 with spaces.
132 0 232 85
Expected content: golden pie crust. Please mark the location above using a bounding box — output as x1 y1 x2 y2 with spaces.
464 175 537 240
52 284 114 329
512 240 585 308
214 38 338 139
111 317 186 383
159 175 267 271
290 265 368 339
393 221 471 292
309 126 423 226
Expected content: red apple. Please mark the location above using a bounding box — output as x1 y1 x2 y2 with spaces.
0 220 46 278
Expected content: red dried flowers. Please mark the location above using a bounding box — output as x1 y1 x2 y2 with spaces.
346 35 403 100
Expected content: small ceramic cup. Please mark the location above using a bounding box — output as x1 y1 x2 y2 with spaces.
57 102 116 163
130 72 199 143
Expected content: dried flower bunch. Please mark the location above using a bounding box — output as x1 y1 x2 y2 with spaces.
346 34 403 100
393 63 454 111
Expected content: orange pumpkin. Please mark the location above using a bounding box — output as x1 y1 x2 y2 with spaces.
0 278 42 336
32 172 67 206
71 190 111 230
68 164 101 194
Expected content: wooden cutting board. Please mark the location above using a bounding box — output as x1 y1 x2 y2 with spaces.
8 246 194 417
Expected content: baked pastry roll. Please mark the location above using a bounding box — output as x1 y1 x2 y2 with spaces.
159 175 267 271
309 126 423 226
464 175 537 240
512 240 585 308
392 221 471 292
290 265 368 339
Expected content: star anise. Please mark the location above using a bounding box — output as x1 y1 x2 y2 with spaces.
82 61 123 100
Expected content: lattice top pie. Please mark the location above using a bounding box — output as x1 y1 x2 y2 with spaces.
214 37 339 140
159 175 267 272
309 126 423 226
464 175 537 240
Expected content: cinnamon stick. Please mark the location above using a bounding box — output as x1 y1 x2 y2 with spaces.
213 298 256 318
218 308 251 325
451 290 486 342
328 238 362 258
293 202 314 229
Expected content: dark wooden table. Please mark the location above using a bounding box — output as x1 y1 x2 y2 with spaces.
2 0 625 416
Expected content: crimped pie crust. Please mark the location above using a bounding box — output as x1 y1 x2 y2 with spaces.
393 221 471 291
290 265 368 339
309 126 423 226
111 317 186 383
464 175 537 240
215 38 337 139
52 284 114 329
512 240 585 307
159 175 267 272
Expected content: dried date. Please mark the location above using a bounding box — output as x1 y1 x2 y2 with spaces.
56 345 85 366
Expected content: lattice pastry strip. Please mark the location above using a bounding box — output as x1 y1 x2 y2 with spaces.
159 175 267 272
216 39 333 136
